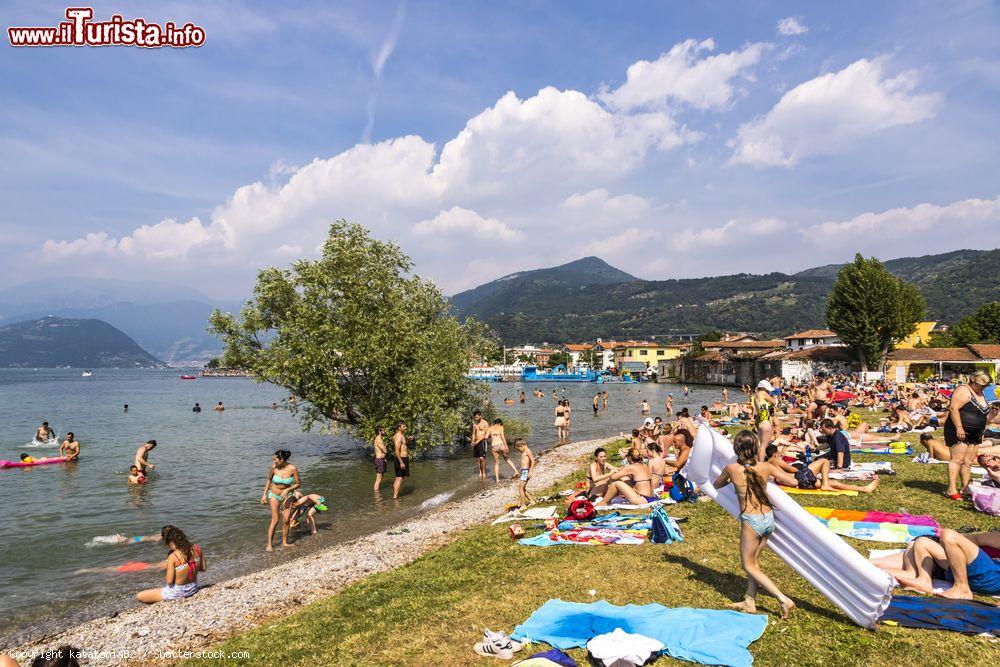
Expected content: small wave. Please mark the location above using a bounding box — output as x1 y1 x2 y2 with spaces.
24 438 60 448
419 491 455 510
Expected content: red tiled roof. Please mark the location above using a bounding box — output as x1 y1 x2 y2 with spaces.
887 348 979 362
778 346 854 362
785 329 837 340
969 344 1000 359
705 340 785 350
564 343 591 351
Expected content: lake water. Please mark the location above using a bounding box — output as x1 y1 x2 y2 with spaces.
0 369 724 645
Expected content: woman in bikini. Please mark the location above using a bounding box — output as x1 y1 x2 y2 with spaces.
713 431 795 619
136 525 205 604
489 418 519 483
585 447 618 499
594 448 655 505
261 449 300 551
554 400 567 442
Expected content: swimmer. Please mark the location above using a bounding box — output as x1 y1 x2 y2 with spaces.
128 465 147 484
90 533 162 545
60 432 80 461
214 401 225 411
75 560 165 575
123 404 129 413
35 421 55 443
20 453 34 464
134 440 157 473
192 402 202 413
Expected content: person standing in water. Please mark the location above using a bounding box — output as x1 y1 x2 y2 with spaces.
35 421 55 443
192 403 202 413
520 391 526 404
489 418 519 482
665 394 674 417
214 401 225 412
593 393 600 415
713 430 795 619
602 391 608 411
134 440 157 473
471 410 490 478
373 426 388 492
261 449 299 551
60 432 80 461
392 422 409 499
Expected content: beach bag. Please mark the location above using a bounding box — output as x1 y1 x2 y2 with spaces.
648 505 684 544
568 498 596 520
972 485 1000 516
668 472 696 503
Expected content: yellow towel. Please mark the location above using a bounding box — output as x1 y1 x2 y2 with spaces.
779 486 859 497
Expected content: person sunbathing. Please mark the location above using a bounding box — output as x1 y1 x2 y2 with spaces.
763 445 879 494
585 447 618 499
593 448 655 505
663 429 693 475
874 529 1000 599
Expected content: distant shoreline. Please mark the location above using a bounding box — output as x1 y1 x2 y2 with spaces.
11 435 616 666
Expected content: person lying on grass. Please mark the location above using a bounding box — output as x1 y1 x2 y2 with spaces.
593 448 655 506
873 529 1000 599
713 430 795 619
762 445 879 494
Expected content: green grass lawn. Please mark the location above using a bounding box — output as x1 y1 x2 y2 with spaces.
196 427 1000 666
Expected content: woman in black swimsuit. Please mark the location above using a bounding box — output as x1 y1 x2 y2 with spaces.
944 371 991 500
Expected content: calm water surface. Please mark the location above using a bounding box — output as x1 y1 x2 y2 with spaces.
0 369 724 645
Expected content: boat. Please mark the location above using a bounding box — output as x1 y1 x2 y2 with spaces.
521 364 596 382
81 370 92 377
466 366 504 382
596 370 638 384
180 375 197 380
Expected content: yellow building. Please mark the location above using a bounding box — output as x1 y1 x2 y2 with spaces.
614 341 688 370
896 321 937 349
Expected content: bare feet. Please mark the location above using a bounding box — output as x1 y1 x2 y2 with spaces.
940 585 973 600
728 599 757 613
864 478 880 493
265 544 273 552
891 572 933 594
779 598 796 619
281 542 296 548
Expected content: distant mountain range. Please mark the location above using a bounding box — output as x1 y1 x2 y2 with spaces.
0 278 239 364
0 317 165 368
452 250 1000 343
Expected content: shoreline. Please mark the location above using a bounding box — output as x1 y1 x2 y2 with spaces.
11 435 616 666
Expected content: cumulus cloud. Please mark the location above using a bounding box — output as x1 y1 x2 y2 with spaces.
730 56 941 168
677 217 788 247
412 206 524 241
776 17 808 36
599 38 769 111
803 196 1000 249
41 218 227 260
42 232 117 258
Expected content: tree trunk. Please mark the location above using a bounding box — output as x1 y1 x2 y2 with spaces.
857 349 868 374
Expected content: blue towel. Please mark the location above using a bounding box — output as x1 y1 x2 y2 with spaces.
510 599 767 667
882 595 1000 635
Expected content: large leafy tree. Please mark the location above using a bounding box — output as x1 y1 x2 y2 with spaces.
826 254 925 371
209 221 493 447
928 301 1000 347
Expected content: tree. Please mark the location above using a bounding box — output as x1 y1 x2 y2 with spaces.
209 221 493 447
205 357 221 369
826 253 925 372
547 351 571 369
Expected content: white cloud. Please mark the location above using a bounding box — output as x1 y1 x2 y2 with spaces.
41 232 117 258
560 189 651 218
730 57 941 168
412 206 523 241
274 243 303 256
581 227 661 260
803 196 1000 249
677 217 788 247
599 39 769 112
776 17 808 36
42 218 227 261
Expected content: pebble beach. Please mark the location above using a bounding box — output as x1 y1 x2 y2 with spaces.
12 436 616 666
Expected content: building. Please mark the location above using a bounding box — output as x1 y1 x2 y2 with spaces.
564 343 592 369
590 340 619 371
759 346 857 382
614 340 688 372
702 340 786 353
885 345 1000 382
895 321 938 349
506 344 557 367
783 329 843 351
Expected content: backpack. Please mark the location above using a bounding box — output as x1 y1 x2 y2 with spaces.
648 505 685 544
568 498 596 520
972 484 1000 516
668 472 697 503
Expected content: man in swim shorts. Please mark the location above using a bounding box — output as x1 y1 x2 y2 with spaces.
471 410 489 479
35 421 55 443
373 426 388 492
134 440 157 473
392 422 409 499
883 529 1000 599
60 432 80 461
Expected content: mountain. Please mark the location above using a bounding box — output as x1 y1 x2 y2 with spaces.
0 278 238 365
449 257 638 312
0 317 166 368
454 249 1000 343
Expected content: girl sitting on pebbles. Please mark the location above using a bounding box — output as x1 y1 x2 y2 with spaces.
136 525 205 604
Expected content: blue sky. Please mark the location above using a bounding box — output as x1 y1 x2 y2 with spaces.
2 1 998 298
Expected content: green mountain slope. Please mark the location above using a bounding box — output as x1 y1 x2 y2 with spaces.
0 317 166 368
455 249 1000 343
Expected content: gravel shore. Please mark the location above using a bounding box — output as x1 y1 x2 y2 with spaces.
11 435 616 666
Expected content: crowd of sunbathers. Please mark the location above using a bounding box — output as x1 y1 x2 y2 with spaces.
574 370 1000 609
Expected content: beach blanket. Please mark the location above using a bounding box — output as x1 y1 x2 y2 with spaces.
852 445 913 455
779 486 858 496
804 507 938 528
818 518 937 543
510 599 767 667
597 498 674 511
492 506 558 525
881 595 1000 636
519 528 647 547
557 512 651 532
513 649 577 667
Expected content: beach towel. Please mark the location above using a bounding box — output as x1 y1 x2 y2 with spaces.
820 518 937 543
881 595 1000 636
519 528 647 547
597 498 674 511
852 446 913 455
804 507 938 528
828 462 894 481
510 599 767 667
492 506 558 525
779 486 858 496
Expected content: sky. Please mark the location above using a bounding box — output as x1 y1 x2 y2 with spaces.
2 1 999 299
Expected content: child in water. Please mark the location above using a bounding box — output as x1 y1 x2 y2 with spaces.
515 438 536 508
128 465 147 484
713 430 795 619
20 453 34 464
